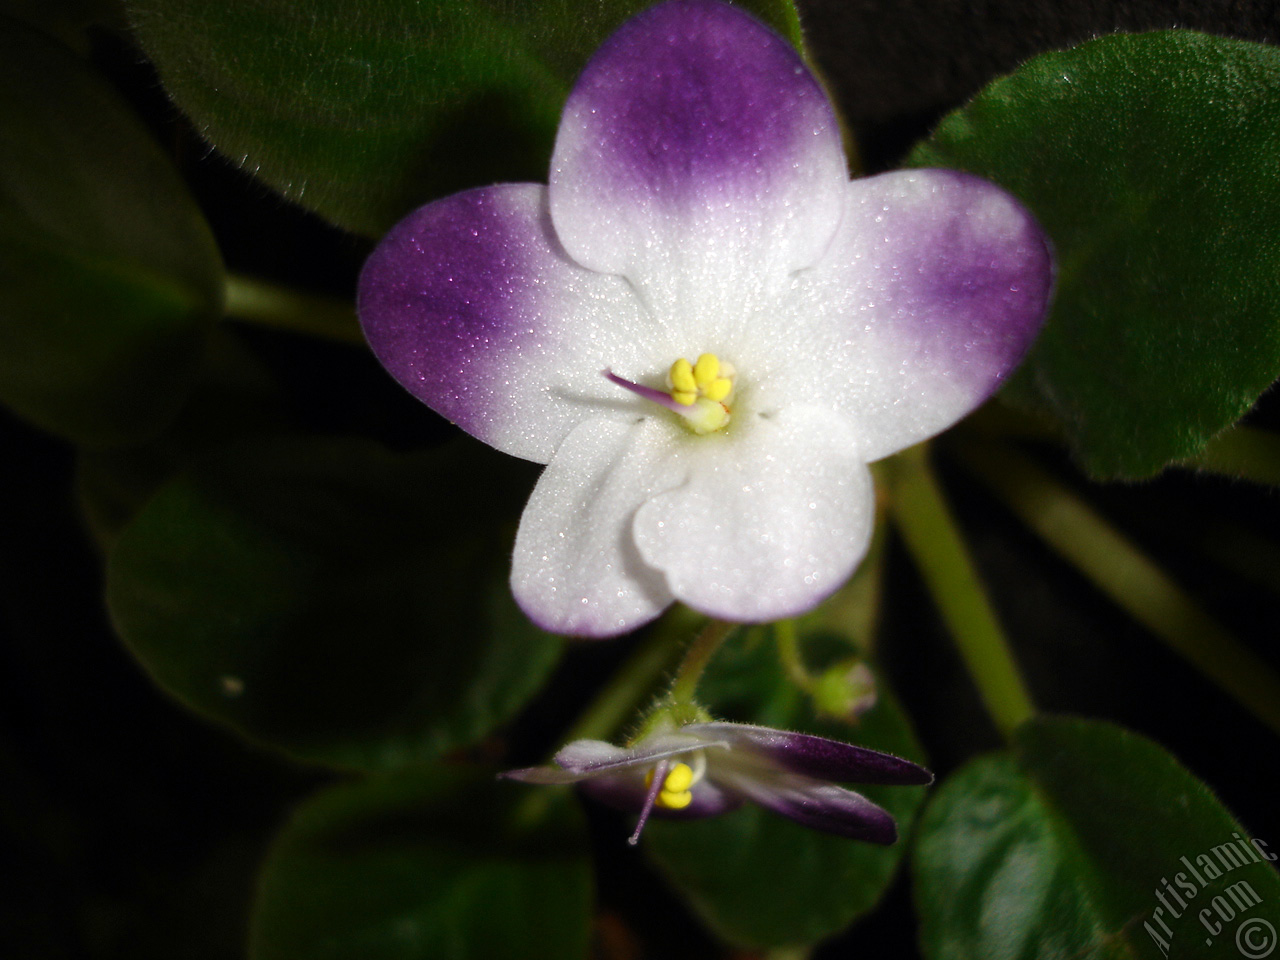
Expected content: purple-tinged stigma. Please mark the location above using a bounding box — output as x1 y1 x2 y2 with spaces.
605 353 735 435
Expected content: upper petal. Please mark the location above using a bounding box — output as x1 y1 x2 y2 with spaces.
778 170 1053 461
501 732 719 784
357 183 653 463
549 0 847 322
632 405 874 623
688 722 933 785
511 416 682 637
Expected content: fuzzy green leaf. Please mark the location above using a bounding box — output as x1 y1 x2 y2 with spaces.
105 436 561 771
126 0 802 235
251 767 592 960
911 32 1280 478
915 716 1280 960
0 17 221 445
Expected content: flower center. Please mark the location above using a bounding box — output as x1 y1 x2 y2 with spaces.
604 353 735 435
643 752 706 810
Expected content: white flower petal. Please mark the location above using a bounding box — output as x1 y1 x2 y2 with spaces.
358 183 659 464
774 169 1052 460
549 0 848 324
511 416 685 637
632 405 873 622
710 764 898 843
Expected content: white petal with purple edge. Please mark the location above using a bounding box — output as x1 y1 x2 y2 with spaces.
502 733 722 783
633 405 873 622
549 0 848 321
688 722 932 785
776 170 1053 461
555 733 722 774
512 416 686 637
712 766 898 843
358 183 658 463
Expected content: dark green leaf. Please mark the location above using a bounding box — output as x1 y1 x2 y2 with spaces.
105 436 562 771
251 766 592 960
910 32 1280 478
0 17 222 445
915 715 1280 960
77 331 289 548
126 0 802 235
645 623 929 949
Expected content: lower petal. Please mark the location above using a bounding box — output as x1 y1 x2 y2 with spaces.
632 406 873 623
511 416 683 637
713 768 898 843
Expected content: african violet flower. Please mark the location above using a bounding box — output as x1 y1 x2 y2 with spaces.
358 0 1052 637
502 721 932 844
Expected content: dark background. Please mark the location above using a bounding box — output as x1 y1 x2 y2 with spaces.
3 1 1279 956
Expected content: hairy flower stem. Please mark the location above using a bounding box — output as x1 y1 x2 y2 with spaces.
565 627 685 745
224 274 363 344
667 618 738 718
775 619 815 693
882 444 1036 741
508 626 683 833
960 438 1280 737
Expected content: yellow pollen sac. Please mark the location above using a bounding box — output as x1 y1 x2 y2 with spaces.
644 761 697 810
665 353 735 432
669 358 697 395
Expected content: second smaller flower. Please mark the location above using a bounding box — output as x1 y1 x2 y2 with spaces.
503 719 931 845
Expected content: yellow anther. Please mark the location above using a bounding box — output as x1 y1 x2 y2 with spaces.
703 377 732 402
669 358 696 394
671 389 697 406
643 761 698 809
693 353 720 387
659 789 693 809
663 762 694 792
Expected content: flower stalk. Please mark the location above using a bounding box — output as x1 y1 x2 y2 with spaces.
958 438 1280 736
224 274 363 344
883 444 1036 740
667 618 736 716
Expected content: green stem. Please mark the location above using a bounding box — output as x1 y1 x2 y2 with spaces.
1186 425 1280 487
882 444 1036 740
561 627 684 746
508 625 684 832
668 618 736 711
223 274 363 344
775 618 815 692
958 439 1280 737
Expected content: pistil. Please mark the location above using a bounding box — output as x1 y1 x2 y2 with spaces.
605 353 735 435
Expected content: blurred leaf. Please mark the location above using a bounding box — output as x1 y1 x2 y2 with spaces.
0 17 222 445
251 766 592 960
645 622 929 950
77 330 289 548
105 435 563 771
915 715 1280 960
126 0 802 235
910 32 1280 479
